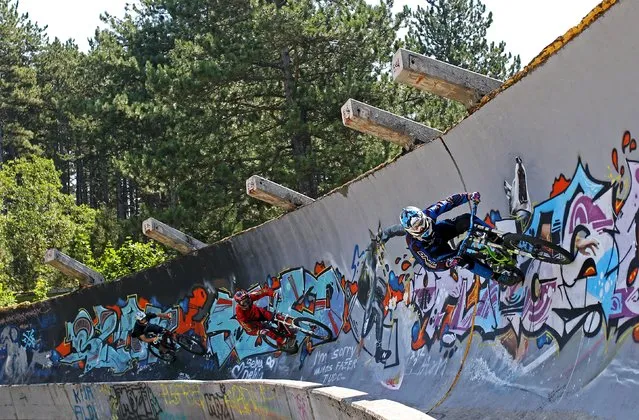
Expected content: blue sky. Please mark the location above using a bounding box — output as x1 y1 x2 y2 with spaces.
16 0 602 65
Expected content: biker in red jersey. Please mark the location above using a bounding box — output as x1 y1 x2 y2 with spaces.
234 288 298 352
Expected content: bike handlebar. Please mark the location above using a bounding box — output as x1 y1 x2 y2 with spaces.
456 201 479 257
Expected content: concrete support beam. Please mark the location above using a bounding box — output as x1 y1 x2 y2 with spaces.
246 175 315 211
341 99 442 148
44 249 105 286
142 218 208 254
392 48 503 108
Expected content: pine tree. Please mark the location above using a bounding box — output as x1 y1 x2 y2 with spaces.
406 0 520 78
0 0 46 161
86 0 405 240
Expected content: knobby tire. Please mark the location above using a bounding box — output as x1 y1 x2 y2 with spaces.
503 233 573 264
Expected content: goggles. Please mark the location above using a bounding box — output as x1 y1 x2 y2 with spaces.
407 213 432 238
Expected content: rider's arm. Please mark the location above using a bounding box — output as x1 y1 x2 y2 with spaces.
138 334 157 343
249 287 274 302
137 313 172 343
407 237 440 271
379 224 406 244
425 193 474 218
407 237 459 271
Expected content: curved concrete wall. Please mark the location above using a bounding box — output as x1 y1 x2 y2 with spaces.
1 0 637 418
0 379 432 419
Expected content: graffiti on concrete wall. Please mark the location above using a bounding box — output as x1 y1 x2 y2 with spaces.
0 325 52 382
46 263 346 379
207 263 347 371
8 130 639 393
53 288 211 375
339 130 639 386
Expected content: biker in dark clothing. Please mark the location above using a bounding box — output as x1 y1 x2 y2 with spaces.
131 311 173 350
400 192 498 280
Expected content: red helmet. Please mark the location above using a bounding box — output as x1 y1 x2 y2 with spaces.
234 290 249 304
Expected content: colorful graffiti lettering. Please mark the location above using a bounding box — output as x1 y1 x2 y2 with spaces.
347 223 410 367
366 133 639 359
340 131 639 386
54 286 214 374
53 264 346 376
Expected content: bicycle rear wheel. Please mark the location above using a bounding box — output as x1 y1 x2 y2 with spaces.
503 233 574 265
148 344 176 362
176 334 207 356
293 317 334 341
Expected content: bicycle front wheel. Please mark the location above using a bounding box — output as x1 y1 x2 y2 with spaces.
176 334 207 356
503 233 574 265
293 317 334 342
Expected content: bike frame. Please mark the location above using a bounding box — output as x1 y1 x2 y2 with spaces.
457 202 538 263
260 295 295 338
266 293 321 339
148 330 175 349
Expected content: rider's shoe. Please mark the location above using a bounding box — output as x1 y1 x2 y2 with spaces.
375 343 391 363
283 339 299 353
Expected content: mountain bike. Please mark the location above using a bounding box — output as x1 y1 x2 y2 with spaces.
450 201 574 285
259 293 335 354
147 329 207 363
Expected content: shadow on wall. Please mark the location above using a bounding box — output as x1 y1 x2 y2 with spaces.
3 131 639 400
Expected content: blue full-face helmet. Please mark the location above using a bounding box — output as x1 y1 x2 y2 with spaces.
400 206 433 240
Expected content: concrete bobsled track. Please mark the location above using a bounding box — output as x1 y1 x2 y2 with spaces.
4 0 639 418
0 379 432 419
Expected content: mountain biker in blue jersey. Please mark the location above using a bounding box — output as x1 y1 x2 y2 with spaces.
400 192 499 280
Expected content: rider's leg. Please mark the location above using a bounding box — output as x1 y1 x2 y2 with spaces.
261 327 288 346
259 307 295 343
144 324 173 352
463 258 495 279
452 213 504 246
144 324 164 336
452 213 489 232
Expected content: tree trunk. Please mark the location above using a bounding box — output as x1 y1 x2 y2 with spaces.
76 158 85 205
116 177 127 219
0 124 4 166
280 47 316 197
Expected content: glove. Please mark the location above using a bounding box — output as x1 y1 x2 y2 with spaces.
468 191 481 204
446 256 463 268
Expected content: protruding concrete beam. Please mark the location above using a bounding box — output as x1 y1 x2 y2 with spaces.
246 175 315 211
44 249 105 286
341 99 442 148
392 48 503 108
142 218 208 254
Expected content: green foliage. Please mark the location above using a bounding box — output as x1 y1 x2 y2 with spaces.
92 238 167 281
406 0 521 79
0 0 46 160
0 156 97 292
0 281 16 307
33 277 49 301
84 0 409 241
0 156 167 295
